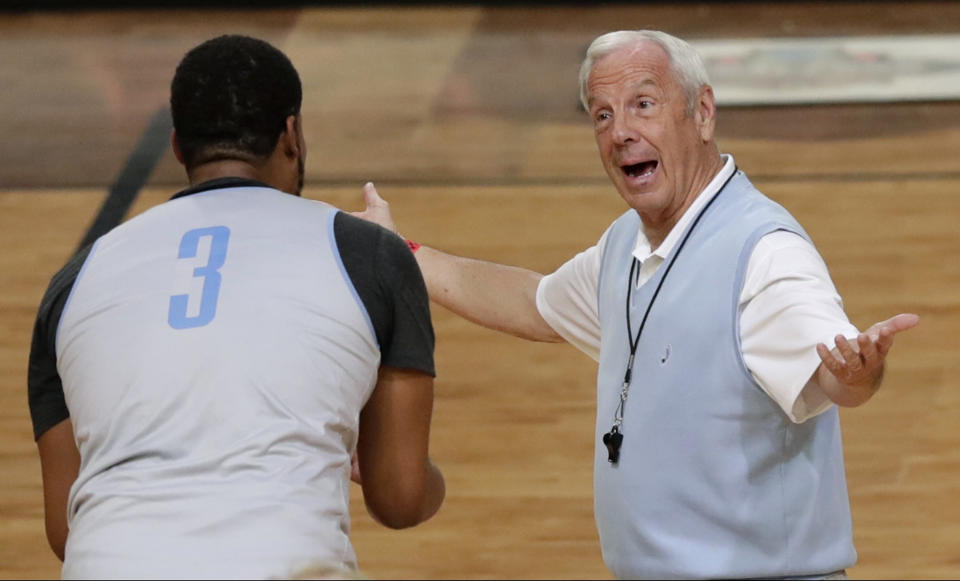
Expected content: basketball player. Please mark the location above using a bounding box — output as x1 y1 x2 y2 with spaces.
28 34 444 579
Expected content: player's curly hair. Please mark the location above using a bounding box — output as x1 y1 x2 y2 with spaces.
170 34 302 169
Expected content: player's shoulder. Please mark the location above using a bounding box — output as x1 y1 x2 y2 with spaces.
39 243 94 313
333 212 409 257
333 210 389 236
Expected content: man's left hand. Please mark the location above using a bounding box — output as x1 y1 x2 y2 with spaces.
815 313 919 405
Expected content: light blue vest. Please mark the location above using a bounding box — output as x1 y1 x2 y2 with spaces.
594 171 856 579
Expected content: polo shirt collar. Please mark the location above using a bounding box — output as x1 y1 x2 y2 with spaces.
632 154 736 263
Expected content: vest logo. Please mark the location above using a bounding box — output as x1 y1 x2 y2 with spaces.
659 344 672 366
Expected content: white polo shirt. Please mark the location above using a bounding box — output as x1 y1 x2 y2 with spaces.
536 155 858 423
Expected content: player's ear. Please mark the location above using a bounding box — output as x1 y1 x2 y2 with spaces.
171 130 185 165
280 114 302 161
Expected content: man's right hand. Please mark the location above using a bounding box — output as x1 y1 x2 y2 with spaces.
351 182 398 234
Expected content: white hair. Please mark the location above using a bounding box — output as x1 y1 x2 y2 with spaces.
578 30 711 114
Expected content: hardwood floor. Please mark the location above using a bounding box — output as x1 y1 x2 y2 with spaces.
0 3 956 579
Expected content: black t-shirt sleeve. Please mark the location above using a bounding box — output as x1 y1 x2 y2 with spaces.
333 212 436 376
28 244 92 441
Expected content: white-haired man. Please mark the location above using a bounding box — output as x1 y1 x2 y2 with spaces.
356 30 917 579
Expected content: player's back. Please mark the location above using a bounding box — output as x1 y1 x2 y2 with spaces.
57 182 379 578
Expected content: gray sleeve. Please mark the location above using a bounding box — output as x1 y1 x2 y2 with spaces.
333 212 435 376
28 244 92 440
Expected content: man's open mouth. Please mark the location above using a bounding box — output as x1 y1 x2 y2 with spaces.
622 160 658 178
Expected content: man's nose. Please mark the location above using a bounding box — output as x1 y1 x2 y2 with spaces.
611 114 640 145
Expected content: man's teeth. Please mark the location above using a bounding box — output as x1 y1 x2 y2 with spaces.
625 161 656 177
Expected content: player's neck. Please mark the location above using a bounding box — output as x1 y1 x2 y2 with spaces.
187 160 264 187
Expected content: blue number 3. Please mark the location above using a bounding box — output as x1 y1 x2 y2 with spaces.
168 226 231 329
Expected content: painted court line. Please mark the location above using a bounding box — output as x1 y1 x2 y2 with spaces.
76 107 172 253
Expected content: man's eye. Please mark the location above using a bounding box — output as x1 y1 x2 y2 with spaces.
595 112 611 122
638 100 653 108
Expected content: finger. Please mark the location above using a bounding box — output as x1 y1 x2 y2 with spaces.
834 334 862 370
350 450 362 484
886 313 920 333
857 332 880 367
875 324 895 358
362 181 387 208
868 313 920 341
817 342 845 374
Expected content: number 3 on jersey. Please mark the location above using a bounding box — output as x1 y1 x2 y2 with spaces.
168 226 231 329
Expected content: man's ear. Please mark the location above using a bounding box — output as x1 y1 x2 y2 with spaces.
171 129 185 165
281 114 302 161
695 85 717 143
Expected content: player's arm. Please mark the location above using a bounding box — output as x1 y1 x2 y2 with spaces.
36 419 80 560
352 183 562 343
357 366 444 528
29 249 90 561
333 211 445 527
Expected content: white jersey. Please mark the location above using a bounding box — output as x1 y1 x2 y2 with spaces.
54 184 379 578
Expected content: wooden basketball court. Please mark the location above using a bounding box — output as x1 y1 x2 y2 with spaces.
1 3 957 579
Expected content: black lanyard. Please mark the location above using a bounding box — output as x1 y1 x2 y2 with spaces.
602 167 738 465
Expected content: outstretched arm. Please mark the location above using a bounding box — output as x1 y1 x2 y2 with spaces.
352 183 563 343
814 313 919 407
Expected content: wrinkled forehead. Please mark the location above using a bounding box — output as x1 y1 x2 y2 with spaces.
586 41 674 105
